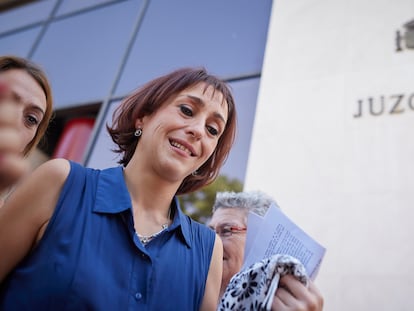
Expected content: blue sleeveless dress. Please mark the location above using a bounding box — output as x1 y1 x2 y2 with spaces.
0 161 215 311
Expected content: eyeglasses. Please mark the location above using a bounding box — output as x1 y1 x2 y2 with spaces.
214 225 247 238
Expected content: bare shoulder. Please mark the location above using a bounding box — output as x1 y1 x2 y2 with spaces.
2 158 71 222
23 158 71 214
0 159 71 282
33 158 71 183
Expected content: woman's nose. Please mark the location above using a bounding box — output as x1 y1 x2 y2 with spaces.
187 123 203 139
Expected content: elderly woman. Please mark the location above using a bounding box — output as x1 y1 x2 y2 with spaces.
209 191 324 310
0 55 53 205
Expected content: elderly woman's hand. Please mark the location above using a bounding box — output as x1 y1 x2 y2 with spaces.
272 275 324 311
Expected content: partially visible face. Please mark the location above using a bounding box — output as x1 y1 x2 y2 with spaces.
0 69 47 153
209 207 247 297
135 82 228 184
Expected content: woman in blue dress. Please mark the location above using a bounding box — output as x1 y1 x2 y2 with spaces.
0 67 237 311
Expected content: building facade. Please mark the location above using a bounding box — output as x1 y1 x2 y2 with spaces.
246 1 414 310
0 0 273 183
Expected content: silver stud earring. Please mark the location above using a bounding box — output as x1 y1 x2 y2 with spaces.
191 170 198 176
134 128 142 137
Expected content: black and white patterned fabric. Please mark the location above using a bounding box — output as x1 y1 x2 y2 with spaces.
218 254 308 311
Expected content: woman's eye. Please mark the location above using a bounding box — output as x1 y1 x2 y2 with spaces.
221 227 232 236
207 125 218 136
25 115 39 127
180 105 193 116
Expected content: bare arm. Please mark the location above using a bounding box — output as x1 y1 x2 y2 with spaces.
272 276 324 311
200 234 223 311
0 158 70 283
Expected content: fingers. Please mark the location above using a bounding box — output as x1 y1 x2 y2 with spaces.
273 285 307 310
0 98 20 128
0 128 21 153
0 99 22 153
272 276 324 311
0 102 27 192
307 281 324 310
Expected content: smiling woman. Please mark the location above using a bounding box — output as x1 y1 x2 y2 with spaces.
0 55 53 204
108 67 237 194
0 67 237 311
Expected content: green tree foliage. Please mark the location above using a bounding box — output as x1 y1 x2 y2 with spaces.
178 175 243 224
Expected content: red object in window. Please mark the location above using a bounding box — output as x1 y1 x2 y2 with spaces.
52 117 95 162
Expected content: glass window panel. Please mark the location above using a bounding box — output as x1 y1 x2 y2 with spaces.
31 0 143 109
115 0 272 96
56 0 119 17
86 77 260 184
221 78 260 182
0 27 41 57
0 1 56 34
86 100 122 169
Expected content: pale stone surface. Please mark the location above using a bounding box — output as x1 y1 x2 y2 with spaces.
245 1 414 310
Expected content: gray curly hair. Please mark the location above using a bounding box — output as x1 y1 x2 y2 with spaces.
212 191 279 219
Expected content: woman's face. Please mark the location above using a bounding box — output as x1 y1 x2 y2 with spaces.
0 69 47 153
209 207 247 297
135 82 228 183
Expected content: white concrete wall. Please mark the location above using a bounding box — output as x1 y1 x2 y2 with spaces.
245 1 414 310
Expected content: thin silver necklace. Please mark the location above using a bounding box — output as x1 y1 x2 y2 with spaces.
136 207 172 245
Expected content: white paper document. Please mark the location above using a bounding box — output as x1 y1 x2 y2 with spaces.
243 203 326 280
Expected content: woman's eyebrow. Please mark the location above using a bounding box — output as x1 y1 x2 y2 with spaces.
27 103 45 117
8 88 45 116
185 94 226 124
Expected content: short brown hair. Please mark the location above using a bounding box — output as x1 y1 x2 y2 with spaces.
107 67 237 194
0 55 53 155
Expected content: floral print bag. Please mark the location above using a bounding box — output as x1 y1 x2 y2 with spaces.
218 254 308 311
